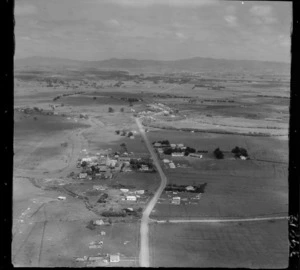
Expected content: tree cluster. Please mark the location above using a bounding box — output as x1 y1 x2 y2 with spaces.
231 146 249 158
213 148 224 159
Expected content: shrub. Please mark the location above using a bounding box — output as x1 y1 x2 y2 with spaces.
213 148 224 159
120 107 124 112
108 107 114 113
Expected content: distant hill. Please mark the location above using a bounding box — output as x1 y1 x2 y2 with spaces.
15 56 290 75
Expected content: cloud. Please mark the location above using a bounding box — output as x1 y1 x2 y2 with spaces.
224 15 237 27
106 19 121 28
249 5 277 24
175 32 188 42
15 4 38 16
278 34 290 47
109 0 219 7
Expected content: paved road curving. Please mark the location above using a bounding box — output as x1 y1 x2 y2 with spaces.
135 117 168 268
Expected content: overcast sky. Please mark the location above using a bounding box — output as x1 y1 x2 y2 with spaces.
15 0 292 62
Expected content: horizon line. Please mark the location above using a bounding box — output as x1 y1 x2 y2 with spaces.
14 55 290 65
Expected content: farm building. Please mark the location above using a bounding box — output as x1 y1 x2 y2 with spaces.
189 153 203 158
99 165 107 172
186 185 195 191
172 152 184 157
169 162 176 169
172 197 181 205
79 173 88 179
118 157 131 162
126 195 137 201
157 148 164 154
110 254 120 263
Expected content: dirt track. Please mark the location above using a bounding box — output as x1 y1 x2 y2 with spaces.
135 117 168 267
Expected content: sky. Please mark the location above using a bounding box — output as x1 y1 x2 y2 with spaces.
15 0 292 63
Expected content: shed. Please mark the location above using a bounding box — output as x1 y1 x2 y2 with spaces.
99 166 107 172
169 162 176 169
126 196 137 201
186 185 195 191
79 173 88 179
110 254 120 263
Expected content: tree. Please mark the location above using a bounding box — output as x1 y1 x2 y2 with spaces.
120 107 124 112
93 97 97 100
127 131 133 137
214 148 224 159
108 107 114 113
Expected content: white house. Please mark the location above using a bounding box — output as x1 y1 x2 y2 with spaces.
126 195 137 201
186 185 195 191
163 159 170 163
169 162 176 169
110 254 120 263
79 173 88 179
172 152 184 157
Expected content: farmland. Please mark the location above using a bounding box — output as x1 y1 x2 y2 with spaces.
13 56 289 267
149 220 288 268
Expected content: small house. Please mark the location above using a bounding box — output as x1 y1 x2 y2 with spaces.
120 188 129 193
99 166 107 172
79 173 88 179
172 152 184 157
240 156 247 160
94 219 105 226
189 153 203 158
186 185 195 191
170 144 176 148
126 195 137 201
136 190 145 195
169 162 176 169
118 157 131 163
163 159 170 163
110 254 120 263
154 142 162 147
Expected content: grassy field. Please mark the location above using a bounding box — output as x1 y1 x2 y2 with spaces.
149 220 288 268
148 129 288 219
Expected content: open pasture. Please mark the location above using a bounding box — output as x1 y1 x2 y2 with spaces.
149 220 288 268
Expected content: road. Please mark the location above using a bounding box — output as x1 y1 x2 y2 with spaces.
153 216 288 223
135 117 168 268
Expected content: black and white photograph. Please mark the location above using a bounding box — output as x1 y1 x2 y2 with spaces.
12 0 293 267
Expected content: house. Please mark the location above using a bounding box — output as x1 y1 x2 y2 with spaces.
157 148 164 154
136 190 145 195
189 153 203 158
177 144 184 148
170 144 176 148
110 254 120 263
120 188 129 193
79 173 88 179
172 152 184 157
118 157 131 162
172 197 181 205
99 166 107 172
94 219 105 226
140 165 149 171
169 162 176 169
154 142 162 147
186 185 195 191
240 156 247 160
57 196 66 200
163 159 170 163
126 195 137 201
100 231 106 236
